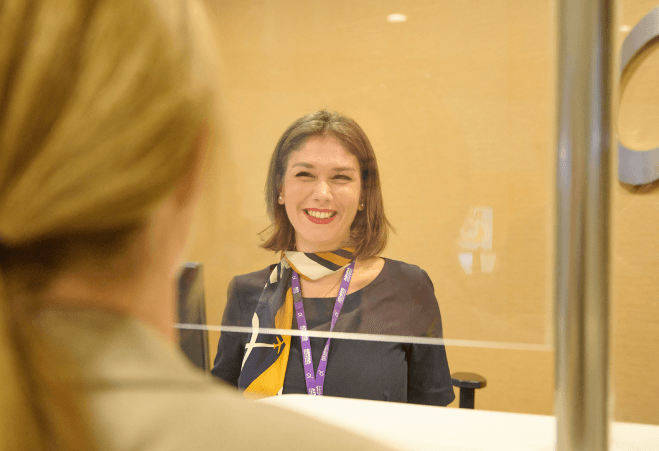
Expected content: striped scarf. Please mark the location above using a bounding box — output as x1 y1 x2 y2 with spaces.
237 248 355 399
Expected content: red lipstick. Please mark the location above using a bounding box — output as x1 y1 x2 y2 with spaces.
304 208 337 224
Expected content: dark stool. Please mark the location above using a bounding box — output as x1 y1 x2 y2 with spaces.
451 372 487 409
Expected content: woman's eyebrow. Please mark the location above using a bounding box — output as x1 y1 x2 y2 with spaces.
291 162 314 169
290 163 356 172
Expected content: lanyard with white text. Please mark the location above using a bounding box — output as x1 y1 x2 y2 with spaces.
291 261 355 396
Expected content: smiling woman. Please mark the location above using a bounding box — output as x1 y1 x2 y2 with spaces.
280 137 363 252
262 110 390 259
212 110 455 406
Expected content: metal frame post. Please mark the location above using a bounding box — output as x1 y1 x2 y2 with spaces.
555 0 613 449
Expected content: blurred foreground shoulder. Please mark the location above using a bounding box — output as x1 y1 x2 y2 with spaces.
39 309 396 451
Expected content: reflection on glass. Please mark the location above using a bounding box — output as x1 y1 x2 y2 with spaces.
458 207 495 275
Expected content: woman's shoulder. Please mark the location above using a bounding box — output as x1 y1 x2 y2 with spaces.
83 331 391 451
375 258 438 303
354 258 436 302
350 258 433 295
231 264 277 291
379 257 432 283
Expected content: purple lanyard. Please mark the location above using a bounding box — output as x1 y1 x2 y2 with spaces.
291 261 355 396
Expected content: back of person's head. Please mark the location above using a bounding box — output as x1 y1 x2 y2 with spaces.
0 0 217 448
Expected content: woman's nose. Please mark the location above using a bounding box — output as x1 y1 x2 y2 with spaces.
313 180 332 200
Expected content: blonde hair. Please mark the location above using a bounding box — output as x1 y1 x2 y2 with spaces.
0 0 218 449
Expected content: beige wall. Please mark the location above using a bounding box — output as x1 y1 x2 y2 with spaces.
184 0 659 425
612 0 659 426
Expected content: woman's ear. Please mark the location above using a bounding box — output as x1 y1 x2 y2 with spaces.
278 190 285 205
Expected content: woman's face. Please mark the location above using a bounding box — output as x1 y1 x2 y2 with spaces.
279 136 362 253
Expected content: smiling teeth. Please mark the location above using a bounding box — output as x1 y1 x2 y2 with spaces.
307 210 335 219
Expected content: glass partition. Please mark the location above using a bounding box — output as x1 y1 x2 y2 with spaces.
174 0 659 448
180 0 556 416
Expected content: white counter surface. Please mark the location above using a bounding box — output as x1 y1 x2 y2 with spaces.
260 395 659 451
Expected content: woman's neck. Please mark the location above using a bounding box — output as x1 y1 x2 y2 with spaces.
299 269 345 298
40 264 178 342
298 257 385 299
294 236 350 254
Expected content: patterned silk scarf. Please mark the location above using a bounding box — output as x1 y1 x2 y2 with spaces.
237 248 355 399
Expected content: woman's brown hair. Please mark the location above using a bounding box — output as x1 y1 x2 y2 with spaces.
0 0 218 449
261 110 393 260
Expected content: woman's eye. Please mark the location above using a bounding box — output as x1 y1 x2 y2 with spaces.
334 174 352 181
295 172 314 178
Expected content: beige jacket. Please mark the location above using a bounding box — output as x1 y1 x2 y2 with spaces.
39 309 399 451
